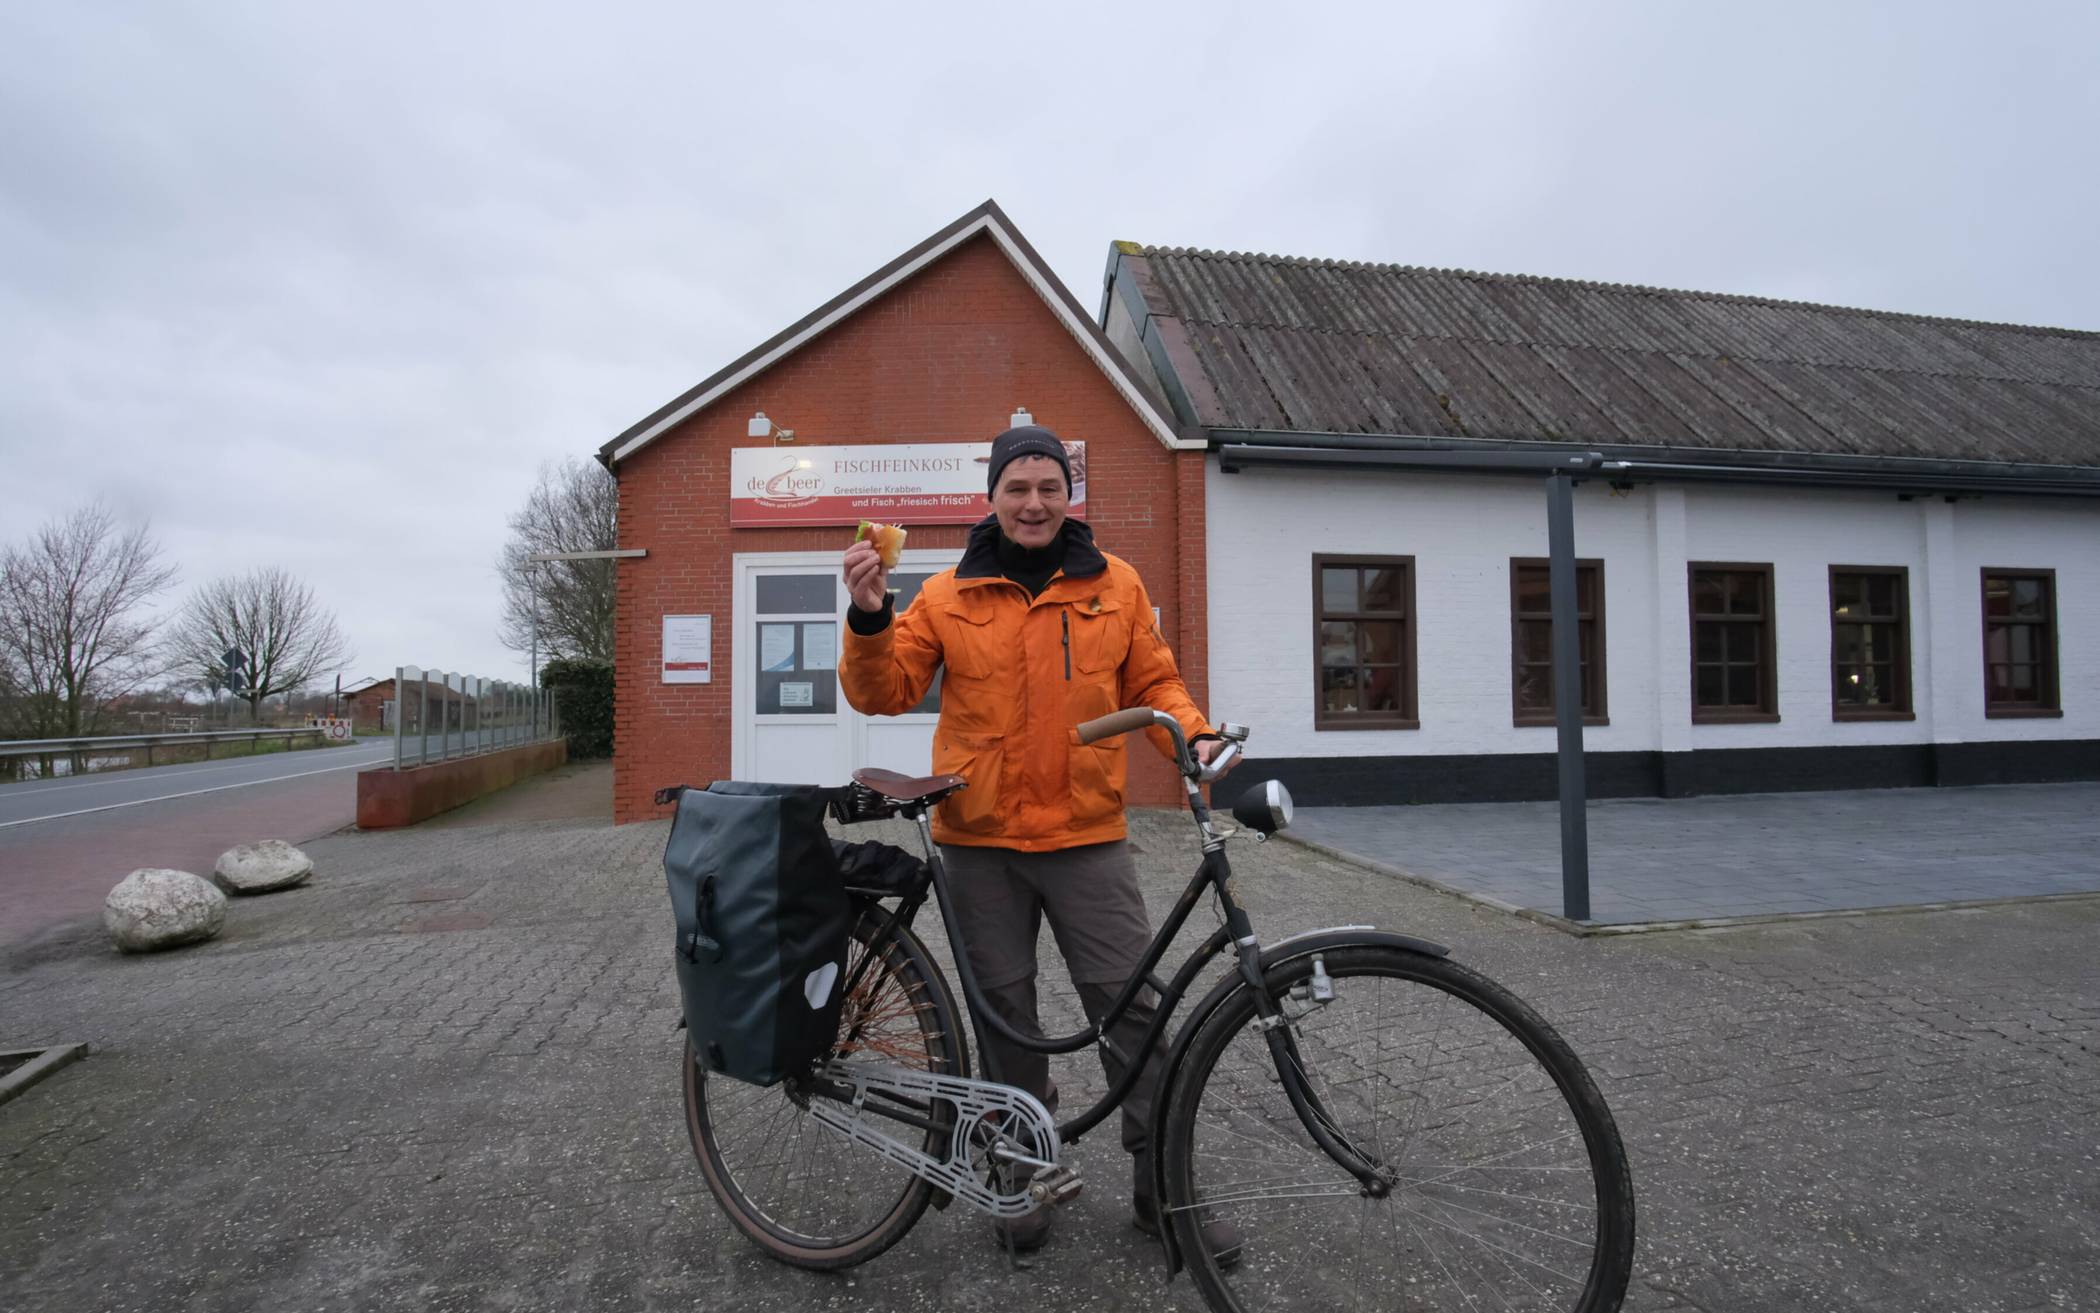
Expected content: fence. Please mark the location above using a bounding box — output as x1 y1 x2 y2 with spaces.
0 727 332 781
391 665 559 770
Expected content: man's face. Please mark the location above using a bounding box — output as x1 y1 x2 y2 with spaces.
992 454 1068 549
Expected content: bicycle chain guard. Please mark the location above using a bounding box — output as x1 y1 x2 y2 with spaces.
806 1061 1065 1219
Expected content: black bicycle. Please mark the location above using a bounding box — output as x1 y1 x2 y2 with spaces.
682 709 1635 1312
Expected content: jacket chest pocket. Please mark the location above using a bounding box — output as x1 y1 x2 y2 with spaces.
1066 599 1129 679
939 605 1003 681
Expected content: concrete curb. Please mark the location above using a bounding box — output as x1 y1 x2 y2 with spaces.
1277 830 2100 938
0 1043 88 1106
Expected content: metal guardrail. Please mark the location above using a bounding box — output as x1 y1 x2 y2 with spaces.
0 728 332 778
391 665 559 770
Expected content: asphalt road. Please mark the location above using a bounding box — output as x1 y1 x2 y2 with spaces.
0 740 395 943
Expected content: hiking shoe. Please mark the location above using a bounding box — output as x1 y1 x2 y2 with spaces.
1132 1195 1244 1268
992 1207 1052 1253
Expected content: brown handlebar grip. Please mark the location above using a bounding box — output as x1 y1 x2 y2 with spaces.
1076 707 1159 745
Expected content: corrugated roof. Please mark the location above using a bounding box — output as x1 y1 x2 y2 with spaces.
1118 248 2100 467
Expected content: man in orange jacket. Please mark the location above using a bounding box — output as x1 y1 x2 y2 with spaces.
841 424 1240 1262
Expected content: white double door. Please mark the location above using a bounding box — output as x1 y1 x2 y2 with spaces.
732 550 956 785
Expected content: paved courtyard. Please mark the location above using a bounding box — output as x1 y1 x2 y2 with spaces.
1292 782 2100 926
2 802 2095 1311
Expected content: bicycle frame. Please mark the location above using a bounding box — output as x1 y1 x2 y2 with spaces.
832 717 1390 1194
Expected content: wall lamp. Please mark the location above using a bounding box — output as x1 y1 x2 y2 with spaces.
748 411 795 443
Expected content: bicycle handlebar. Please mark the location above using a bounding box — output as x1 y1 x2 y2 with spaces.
1075 707 1160 745
1077 708 1248 783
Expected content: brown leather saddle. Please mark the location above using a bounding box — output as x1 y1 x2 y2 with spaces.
852 767 967 804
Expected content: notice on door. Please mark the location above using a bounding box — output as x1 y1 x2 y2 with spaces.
778 681 814 708
662 614 712 684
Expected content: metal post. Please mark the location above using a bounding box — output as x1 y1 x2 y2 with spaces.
1546 471 1592 921
528 566 540 739
418 670 430 768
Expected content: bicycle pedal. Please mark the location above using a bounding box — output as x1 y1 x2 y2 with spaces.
1026 1166 1083 1206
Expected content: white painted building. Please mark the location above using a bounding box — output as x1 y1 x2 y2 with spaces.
1103 242 2100 801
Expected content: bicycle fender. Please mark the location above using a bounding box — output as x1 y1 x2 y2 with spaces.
1144 927 1449 1279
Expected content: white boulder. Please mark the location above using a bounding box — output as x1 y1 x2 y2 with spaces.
104 868 227 953
212 840 314 894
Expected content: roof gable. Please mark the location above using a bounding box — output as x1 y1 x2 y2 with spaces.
1109 246 2100 469
601 202 1196 467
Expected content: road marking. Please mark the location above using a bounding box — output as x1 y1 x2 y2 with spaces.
0 757 380 830
0 747 393 798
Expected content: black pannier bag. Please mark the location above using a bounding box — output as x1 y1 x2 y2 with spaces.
831 838 927 898
662 782 852 1087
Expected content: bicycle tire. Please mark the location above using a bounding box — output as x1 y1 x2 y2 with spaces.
1161 944 1635 1313
684 901 968 1270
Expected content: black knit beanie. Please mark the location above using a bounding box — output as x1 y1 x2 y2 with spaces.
985 425 1073 495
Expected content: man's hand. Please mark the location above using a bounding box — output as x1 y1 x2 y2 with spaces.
844 541 889 613
1195 738 1237 777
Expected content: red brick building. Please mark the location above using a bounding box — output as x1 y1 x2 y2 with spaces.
597 201 1207 824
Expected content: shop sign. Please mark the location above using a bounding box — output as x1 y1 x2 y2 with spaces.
729 442 1088 527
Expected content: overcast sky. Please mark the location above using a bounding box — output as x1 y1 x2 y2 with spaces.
4 2 2096 686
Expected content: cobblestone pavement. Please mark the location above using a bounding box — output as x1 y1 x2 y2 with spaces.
2 806 2094 1311
1294 782 2100 924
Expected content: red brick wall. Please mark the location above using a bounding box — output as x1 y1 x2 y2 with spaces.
611 234 1208 823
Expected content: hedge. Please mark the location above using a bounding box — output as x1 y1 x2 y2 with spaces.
540 658 614 759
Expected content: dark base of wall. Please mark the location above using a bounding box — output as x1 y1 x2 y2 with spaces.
357 740 569 828
1260 739 2100 807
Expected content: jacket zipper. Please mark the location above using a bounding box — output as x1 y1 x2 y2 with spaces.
1061 609 1071 680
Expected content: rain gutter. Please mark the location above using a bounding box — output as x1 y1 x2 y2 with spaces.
1209 429 2100 498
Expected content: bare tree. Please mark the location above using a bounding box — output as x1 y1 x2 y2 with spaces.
167 567 351 722
0 501 177 741
498 458 618 666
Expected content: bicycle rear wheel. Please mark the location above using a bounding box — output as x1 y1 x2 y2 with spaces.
1162 945 1634 1313
684 902 967 1269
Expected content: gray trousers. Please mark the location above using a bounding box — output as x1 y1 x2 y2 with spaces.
938 839 1168 1198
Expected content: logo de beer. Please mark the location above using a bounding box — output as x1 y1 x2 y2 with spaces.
751 456 822 504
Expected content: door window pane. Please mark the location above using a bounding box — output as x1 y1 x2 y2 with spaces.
889 571 936 616
757 574 835 614
755 619 837 715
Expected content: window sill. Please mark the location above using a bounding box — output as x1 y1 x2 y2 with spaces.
1691 711 1781 725
1514 716 1610 728
1832 709 1916 722
1314 718 1421 732
1985 707 2064 719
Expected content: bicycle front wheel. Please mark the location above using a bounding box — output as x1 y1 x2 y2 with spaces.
1162 945 1634 1313
684 902 967 1270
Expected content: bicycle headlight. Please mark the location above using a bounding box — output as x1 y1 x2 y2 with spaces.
1230 779 1294 835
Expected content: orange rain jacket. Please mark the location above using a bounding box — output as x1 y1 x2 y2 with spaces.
840 523 1212 851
